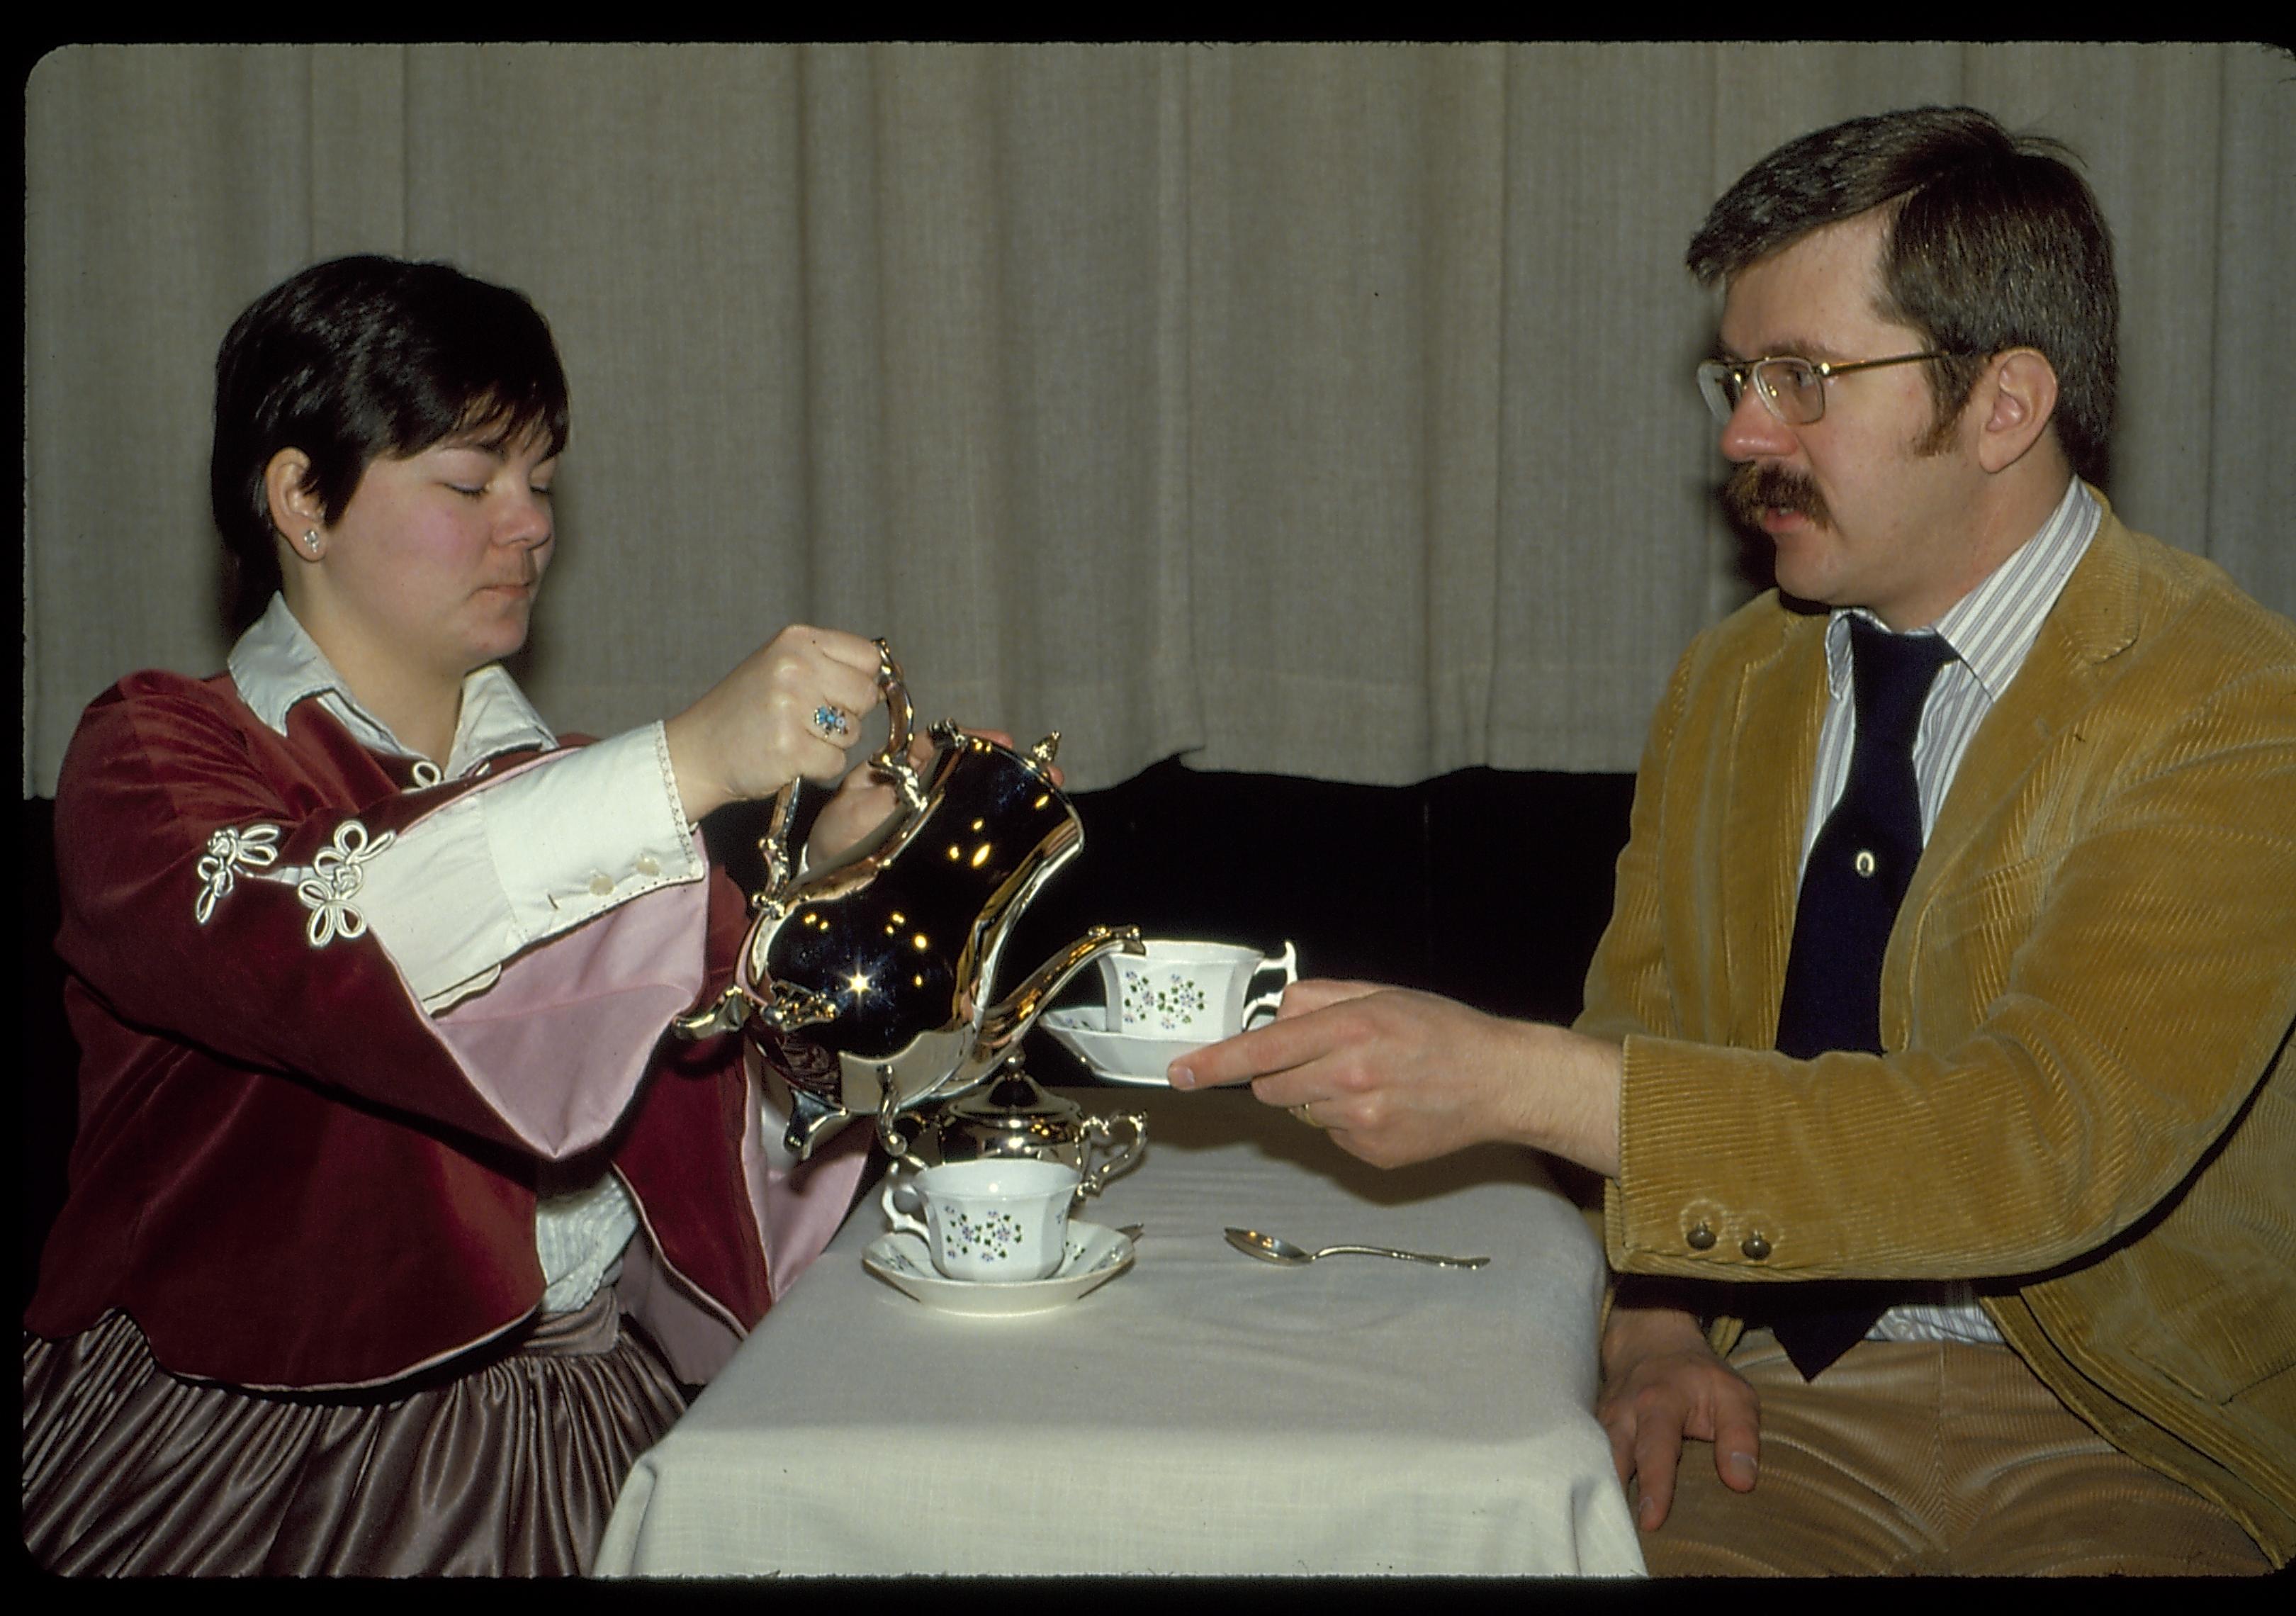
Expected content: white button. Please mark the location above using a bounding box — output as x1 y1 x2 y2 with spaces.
635 855 661 877
588 872 616 897
1854 850 1878 877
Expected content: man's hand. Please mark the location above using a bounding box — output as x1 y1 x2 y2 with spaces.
1168 980 1624 1177
1597 1302 1761 1532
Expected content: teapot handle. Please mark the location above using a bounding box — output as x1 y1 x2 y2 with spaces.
754 636 925 897
867 638 929 812
755 778 801 894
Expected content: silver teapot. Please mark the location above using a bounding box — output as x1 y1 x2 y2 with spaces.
883 1057 1146 1199
674 640 1141 1160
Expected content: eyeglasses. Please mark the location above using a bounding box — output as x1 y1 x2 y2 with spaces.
1696 351 1972 427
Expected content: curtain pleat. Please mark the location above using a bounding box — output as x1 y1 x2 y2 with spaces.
25 42 2293 795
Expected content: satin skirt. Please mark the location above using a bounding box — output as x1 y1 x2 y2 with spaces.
21 1291 686 1576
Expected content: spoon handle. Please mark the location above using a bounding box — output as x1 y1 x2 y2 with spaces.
1321 1245 1489 1269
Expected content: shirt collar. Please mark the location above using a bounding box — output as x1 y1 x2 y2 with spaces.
1824 478 2100 700
227 593 556 778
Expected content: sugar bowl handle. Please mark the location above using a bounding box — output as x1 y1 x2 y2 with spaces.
1075 1111 1147 1199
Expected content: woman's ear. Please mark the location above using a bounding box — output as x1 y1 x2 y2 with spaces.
264 449 327 561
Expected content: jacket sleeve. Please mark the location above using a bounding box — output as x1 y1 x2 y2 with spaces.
352 722 705 1009
54 677 713 1161
1574 637 1697 1050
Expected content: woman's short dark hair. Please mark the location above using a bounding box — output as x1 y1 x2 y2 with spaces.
210 254 570 625
1687 106 2118 487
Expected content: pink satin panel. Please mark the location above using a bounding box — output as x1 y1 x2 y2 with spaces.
429 868 710 1157
614 1234 743 1386
745 1095 874 1303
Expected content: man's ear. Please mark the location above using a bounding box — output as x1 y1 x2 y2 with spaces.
264 449 327 561
1975 349 2059 474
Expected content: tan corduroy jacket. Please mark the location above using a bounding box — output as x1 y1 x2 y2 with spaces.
1577 495 2296 1564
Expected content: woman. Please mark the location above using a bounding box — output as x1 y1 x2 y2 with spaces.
23 256 911 1574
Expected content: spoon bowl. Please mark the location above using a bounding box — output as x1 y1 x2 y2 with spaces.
1224 1228 1488 1270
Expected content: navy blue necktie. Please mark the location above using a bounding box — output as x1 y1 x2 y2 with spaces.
1769 617 1957 1379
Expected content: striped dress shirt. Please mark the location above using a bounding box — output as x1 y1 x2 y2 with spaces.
1796 476 2101 1344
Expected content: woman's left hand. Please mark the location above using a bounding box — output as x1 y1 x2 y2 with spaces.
806 727 1060 867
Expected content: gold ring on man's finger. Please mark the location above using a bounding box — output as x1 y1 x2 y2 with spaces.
813 703 852 741
1292 1103 1323 1128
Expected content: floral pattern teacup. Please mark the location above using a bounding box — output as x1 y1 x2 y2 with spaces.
1100 939 1299 1040
881 1158 1079 1281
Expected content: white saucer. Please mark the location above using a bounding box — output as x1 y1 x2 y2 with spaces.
1039 1007 1227 1086
862 1220 1135 1315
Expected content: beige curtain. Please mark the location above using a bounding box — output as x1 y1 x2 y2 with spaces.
25 43 2294 795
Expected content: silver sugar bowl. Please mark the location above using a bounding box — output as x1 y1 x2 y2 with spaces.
884 1057 1146 1203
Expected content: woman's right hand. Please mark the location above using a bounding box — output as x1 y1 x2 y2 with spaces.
663 626 885 823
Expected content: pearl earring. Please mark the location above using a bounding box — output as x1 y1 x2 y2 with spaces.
303 530 322 554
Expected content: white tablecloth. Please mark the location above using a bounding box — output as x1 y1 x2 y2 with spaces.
597 1086 1645 1576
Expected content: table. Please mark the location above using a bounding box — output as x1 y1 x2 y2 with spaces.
595 1086 1645 1576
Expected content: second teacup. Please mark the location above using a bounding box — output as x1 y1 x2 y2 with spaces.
1099 938 1298 1042
881 1157 1079 1282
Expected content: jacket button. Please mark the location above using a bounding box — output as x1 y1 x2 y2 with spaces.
636 855 661 877
1686 1222 1716 1251
588 872 616 897
1741 1232 1772 1260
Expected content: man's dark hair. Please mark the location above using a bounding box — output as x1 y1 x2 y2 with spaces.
210 254 570 627
1687 106 2117 486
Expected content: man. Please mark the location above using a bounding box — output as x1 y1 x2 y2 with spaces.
1173 106 2293 1575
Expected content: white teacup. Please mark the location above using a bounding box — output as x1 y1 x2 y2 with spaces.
1098 938 1299 1040
880 1158 1079 1282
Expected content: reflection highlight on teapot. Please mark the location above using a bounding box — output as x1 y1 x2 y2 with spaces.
674 638 1143 1162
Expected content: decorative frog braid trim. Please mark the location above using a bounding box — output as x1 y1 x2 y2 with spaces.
193 823 281 924
296 819 398 946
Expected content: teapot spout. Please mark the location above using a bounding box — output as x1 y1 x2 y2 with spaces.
973 925 1144 1070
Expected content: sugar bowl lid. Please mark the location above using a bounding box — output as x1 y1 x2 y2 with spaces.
935 1062 1086 1147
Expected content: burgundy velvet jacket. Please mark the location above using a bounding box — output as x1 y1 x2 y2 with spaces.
28 670 777 1391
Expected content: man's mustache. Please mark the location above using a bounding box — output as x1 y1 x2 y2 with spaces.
1723 462 1830 530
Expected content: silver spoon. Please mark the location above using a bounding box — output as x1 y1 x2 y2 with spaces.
1224 1228 1488 1270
